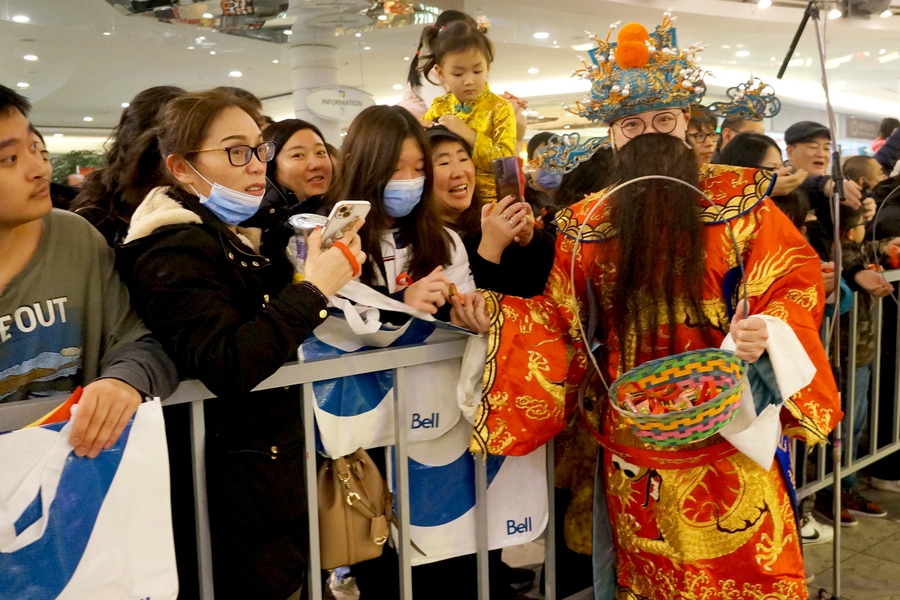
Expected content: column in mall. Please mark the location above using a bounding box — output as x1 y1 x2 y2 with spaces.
290 42 340 143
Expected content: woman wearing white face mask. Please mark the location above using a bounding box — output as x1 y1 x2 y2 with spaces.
115 89 365 600
323 105 475 317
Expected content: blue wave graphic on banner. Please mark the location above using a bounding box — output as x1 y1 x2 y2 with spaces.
0 420 132 599
303 316 437 418
391 449 506 527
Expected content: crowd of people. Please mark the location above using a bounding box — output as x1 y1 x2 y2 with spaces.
4 8 900 600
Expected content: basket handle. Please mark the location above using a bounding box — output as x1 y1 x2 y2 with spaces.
568 174 768 396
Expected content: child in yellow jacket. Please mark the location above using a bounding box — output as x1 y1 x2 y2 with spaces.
419 19 517 203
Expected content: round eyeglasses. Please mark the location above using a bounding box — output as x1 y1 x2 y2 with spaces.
613 112 680 139
191 141 276 167
686 131 720 144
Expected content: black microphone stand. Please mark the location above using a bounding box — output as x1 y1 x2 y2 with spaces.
778 2 845 599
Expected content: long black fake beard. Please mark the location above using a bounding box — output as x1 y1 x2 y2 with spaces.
599 133 714 368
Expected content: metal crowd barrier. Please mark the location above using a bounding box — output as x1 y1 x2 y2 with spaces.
797 268 900 498
0 337 561 600
5 272 900 600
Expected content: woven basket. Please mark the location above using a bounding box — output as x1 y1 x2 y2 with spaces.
608 349 746 447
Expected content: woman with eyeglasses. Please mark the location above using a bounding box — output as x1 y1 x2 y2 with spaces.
116 89 365 600
685 112 719 164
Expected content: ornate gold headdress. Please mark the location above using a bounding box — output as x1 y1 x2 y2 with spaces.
535 10 710 174
565 11 708 125
700 76 781 121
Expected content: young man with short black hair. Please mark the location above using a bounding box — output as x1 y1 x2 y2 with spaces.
0 84 177 456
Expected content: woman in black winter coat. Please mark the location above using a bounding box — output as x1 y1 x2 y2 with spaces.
115 89 366 600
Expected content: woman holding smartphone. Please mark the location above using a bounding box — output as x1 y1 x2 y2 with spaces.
115 88 365 600
325 105 476 316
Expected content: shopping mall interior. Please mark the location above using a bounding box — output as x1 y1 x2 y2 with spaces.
3 2 900 599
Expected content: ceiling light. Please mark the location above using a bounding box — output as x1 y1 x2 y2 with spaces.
355 32 361 37
83 117 93 122
722 45 731 49
229 71 242 77
758 0 771 8
553 40 557 44
53 133 63 138
16 82 29 88
564 125 571 129
378 15 387 20
364 46 371 50
198 36 205 40
404 56 410 60
188 46 194 49
879 51 900 63
393 84 403 89
528 68 539 74
770 56 776 61
203 13 214 18
735 51 750 57
880 48 886 55
538 116 545 120
805 58 813 66
12 15 30 23
828 8 842 19
23 55 37 61
273 59 279 63
533 32 550 39
103 32 111 36
794 52 800 57
121 102 130 107
881 9 892 18
283 29 292 35
210 51 216 55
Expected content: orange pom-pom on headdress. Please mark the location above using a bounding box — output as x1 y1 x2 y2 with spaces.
615 23 650 68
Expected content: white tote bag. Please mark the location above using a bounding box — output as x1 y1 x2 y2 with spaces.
301 280 478 458
387 418 549 566
0 400 178 600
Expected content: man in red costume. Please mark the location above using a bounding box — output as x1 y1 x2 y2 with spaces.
451 12 841 600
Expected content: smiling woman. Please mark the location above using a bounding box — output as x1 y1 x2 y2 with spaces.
242 118 334 229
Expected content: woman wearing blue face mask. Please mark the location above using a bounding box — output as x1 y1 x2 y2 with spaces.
321 104 478 599
116 89 365 600
524 131 562 212
324 105 475 316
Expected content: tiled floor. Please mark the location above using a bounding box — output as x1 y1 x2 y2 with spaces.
804 483 900 600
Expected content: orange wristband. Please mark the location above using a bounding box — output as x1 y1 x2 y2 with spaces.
396 272 413 287
332 241 360 277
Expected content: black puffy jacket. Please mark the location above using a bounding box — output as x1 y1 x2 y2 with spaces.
117 186 326 600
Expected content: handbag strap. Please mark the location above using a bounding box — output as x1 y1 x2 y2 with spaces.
335 457 381 521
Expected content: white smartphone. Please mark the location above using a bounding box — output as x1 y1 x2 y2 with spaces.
321 201 370 247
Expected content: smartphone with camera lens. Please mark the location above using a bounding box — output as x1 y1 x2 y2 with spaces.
321 201 370 247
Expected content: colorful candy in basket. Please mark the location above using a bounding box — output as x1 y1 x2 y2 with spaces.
618 380 720 415
607 349 746 446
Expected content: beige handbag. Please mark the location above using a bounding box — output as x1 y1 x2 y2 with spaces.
317 448 393 570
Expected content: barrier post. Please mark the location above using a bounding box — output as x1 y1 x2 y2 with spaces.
189 400 215 600
545 439 557 600
393 367 413 600
474 455 490 600
846 293 858 469
303 383 323 600
871 296 883 455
